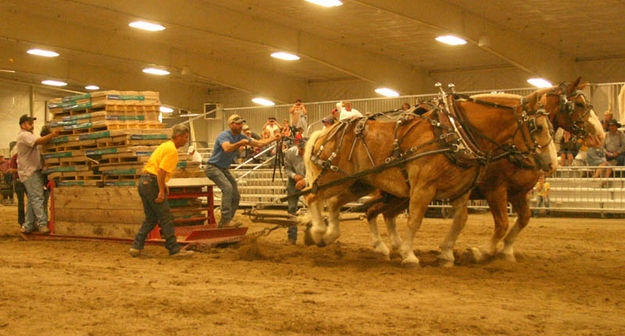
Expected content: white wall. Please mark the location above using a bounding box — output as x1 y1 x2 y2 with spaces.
0 81 60 155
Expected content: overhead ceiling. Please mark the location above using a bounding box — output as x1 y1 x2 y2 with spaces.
1 0 624 109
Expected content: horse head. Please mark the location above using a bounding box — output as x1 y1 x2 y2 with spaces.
531 77 605 146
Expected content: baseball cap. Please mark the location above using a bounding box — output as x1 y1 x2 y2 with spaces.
19 114 36 124
242 124 250 130
227 114 244 124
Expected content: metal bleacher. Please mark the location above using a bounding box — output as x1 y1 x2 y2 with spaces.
194 141 625 215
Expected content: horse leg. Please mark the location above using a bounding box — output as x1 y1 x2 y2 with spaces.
366 211 391 259
305 195 327 246
398 187 435 267
438 194 470 267
383 213 403 254
469 186 509 263
324 190 362 245
501 192 531 262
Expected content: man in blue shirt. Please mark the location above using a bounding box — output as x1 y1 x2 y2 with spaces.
206 114 281 227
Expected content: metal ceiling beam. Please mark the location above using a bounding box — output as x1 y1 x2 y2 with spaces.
351 0 579 82
64 0 432 95
0 5 308 104
0 41 210 111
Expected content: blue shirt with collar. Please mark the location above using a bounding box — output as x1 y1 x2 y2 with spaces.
208 130 251 168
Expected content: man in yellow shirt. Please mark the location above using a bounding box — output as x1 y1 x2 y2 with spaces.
129 124 193 257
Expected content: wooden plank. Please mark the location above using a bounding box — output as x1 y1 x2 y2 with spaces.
55 208 144 223
54 221 139 239
54 186 142 210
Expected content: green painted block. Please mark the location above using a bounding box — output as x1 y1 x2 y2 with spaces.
103 169 138 175
51 136 69 144
104 181 137 186
43 152 72 159
62 93 91 102
79 131 111 140
130 134 168 140
62 113 92 121
86 148 118 156
45 166 77 173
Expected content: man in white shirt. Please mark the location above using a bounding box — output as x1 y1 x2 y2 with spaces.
16 114 58 234
338 101 363 121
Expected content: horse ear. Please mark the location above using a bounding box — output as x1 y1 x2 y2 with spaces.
568 77 582 94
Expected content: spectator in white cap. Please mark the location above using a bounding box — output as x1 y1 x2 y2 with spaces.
187 145 203 164
205 114 281 227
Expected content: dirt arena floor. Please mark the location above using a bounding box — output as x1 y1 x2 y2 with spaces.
1 204 624 336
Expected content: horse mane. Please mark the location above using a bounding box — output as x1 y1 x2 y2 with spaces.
470 93 522 100
304 128 326 185
522 87 552 107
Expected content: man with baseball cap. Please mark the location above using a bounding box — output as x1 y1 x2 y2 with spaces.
206 114 281 227
16 114 58 234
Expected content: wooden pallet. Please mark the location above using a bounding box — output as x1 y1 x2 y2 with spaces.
50 111 160 125
52 122 165 135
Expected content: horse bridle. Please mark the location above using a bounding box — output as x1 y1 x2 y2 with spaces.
545 82 593 138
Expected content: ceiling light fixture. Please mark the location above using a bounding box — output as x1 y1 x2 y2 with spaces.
252 98 275 106
159 106 174 113
85 85 100 90
270 52 300 61
41 80 67 87
129 21 166 32
181 113 200 117
375 88 400 97
435 35 467 46
305 0 343 7
27 48 60 57
527 78 553 88
143 67 170 76
0 69 16 73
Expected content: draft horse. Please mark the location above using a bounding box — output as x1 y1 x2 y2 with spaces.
363 78 605 264
303 87 557 266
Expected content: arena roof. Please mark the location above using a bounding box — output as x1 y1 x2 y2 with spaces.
1 0 624 109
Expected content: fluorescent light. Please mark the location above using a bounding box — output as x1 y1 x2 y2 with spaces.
143 67 170 76
305 0 343 7
252 98 275 106
27 48 60 57
85 85 100 90
527 78 553 88
181 113 200 117
435 35 467 46
375 88 400 97
0 69 16 73
271 52 300 61
129 21 166 32
41 80 67 87
159 106 174 113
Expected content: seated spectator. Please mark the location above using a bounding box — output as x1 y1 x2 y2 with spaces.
281 119 292 138
242 125 261 160
586 145 612 186
262 117 281 139
601 111 614 132
559 130 580 166
331 108 340 121
337 101 363 121
401 102 411 111
187 146 203 164
603 120 625 166
321 117 334 130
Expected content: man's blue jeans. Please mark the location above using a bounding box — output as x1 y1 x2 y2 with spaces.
286 178 299 242
131 174 180 254
22 170 47 231
205 164 239 226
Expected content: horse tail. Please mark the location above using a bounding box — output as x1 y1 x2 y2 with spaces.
304 129 325 188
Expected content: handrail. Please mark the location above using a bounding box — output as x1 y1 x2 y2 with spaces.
233 143 276 170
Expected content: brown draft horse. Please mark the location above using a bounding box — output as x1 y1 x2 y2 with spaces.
363 78 605 264
303 88 557 266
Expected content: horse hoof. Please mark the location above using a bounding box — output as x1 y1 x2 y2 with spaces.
498 252 517 262
316 241 327 248
400 257 420 268
438 257 455 268
468 247 485 263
